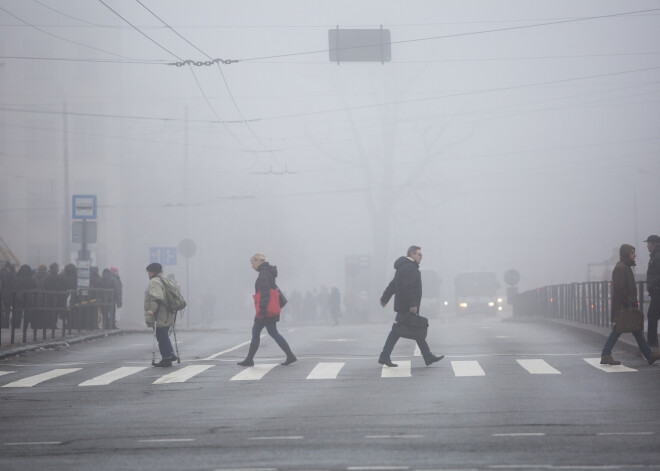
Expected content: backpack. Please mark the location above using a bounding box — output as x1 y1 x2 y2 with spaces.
159 276 187 312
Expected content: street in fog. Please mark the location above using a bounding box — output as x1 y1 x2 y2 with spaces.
2 314 660 471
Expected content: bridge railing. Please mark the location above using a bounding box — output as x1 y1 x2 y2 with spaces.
512 281 648 328
0 288 116 346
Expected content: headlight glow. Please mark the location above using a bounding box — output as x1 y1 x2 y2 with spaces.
459 303 468 308
488 302 495 307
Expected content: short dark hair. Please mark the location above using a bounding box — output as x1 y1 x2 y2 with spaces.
407 245 421 257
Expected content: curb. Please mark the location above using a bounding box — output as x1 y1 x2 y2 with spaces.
0 329 126 360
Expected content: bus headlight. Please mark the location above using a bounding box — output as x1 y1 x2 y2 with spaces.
488 302 495 307
459 303 468 308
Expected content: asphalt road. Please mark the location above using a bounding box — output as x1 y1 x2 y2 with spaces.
1 314 659 471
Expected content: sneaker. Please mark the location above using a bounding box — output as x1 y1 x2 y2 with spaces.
237 358 254 367
600 355 621 366
647 352 660 366
378 355 398 367
424 354 445 366
281 355 297 366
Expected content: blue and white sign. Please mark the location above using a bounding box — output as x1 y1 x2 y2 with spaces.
72 195 97 219
149 247 178 265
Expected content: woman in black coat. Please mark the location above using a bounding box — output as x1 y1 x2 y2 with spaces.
237 253 296 367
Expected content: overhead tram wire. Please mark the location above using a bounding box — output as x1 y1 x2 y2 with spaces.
134 0 279 169
0 5 143 61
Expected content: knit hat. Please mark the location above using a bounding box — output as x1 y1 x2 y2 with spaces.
146 262 163 273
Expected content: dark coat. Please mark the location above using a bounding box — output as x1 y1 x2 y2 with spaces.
647 245 660 296
611 244 638 322
254 262 279 322
381 256 422 318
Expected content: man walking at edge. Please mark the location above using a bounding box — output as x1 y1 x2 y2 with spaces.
144 262 177 367
645 234 660 351
378 245 444 367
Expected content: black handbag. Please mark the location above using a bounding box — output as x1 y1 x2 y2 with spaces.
393 312 429 340
277 288 287 309
615 307 644 333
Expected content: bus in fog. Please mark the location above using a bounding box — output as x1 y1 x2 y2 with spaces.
454 271 502 315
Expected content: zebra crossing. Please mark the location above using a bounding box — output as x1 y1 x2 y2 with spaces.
0 357 653 388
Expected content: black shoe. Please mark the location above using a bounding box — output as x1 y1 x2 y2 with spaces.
378 355 398 367
152 358 173 367
237 358 254 367
424 354 444 366
281 355 297 366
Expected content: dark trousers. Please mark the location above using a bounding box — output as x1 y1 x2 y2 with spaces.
246 320 293 359
647 295 659 347
380 323 433 360
156 326 175 359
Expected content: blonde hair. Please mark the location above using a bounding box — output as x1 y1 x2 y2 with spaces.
250 253 266 263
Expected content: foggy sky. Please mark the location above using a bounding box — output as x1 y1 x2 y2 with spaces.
1 1 659 325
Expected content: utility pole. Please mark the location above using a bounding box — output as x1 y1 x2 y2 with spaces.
63 103 70 263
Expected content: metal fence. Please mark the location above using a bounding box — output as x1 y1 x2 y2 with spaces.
0 288 116 346
513 281 649 327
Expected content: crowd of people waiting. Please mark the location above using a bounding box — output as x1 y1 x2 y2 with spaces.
0 261 123 336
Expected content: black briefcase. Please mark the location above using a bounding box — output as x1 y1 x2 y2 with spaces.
393 312 429 340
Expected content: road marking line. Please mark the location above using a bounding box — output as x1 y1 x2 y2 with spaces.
584 358 637 373
365 435 424 438
2 368 82 388
248 436 303 440
4 441 61 446
213 468 278 471
139 438 195 443
79 367 148 386
306 362 345 379
451 360 485 376
230 363 278 381
492 433 546 437
413 344 421 357
597 432 654 435
516 359 561 375
201 335 265 360
0 371 15 377
153 365 213 384
381 360 411 378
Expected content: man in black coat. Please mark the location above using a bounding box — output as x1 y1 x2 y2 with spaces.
645 235 660 349
378 246 444 367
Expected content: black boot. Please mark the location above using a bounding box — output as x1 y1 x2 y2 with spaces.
152 358 173 367
424 354 444 366
280 342 297 366
237 358 254 367
378 354 398 367
238 340 258 366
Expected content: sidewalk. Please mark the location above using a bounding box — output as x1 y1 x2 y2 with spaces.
0 327 124 360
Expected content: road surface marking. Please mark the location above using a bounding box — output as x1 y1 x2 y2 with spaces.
201 335 265 360
381 360 411 378
2 368 82 388
4 441 61 446
79 367 148 386
492 433 546 437
451 360 485 376
584 358 637 372
230 363 278 381
249 436 303 440
597 432 654 435
365 435 423 439
0 371 14 377
516 359 561 375
153 365 213 384
413 344 421 357
139 438 195 443
306 362 345 379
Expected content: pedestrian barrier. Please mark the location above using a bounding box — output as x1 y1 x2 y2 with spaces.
513 281 649 328
0 288 116 346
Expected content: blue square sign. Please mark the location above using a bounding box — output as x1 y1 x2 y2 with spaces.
149 247 177 265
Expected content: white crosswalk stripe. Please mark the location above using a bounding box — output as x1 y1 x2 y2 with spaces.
584 358 638 373
2 368 82 388
451 360 485 376
0 371 15 377
306 362 345 379
230 363 278 381
153 365 214 384
516 359 561 375
381 360 411 377
79 367 148 386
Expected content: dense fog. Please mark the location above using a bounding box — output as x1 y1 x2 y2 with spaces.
1 1 659 326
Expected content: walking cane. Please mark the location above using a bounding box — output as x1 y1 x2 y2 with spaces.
171 311 181 363
151 304 161 367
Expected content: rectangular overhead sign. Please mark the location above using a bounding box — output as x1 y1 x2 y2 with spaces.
72 195 97 219
149 247 177 265
328 28 391 63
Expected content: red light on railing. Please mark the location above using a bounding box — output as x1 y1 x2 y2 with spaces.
550 297 553 303
591 304 594 309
